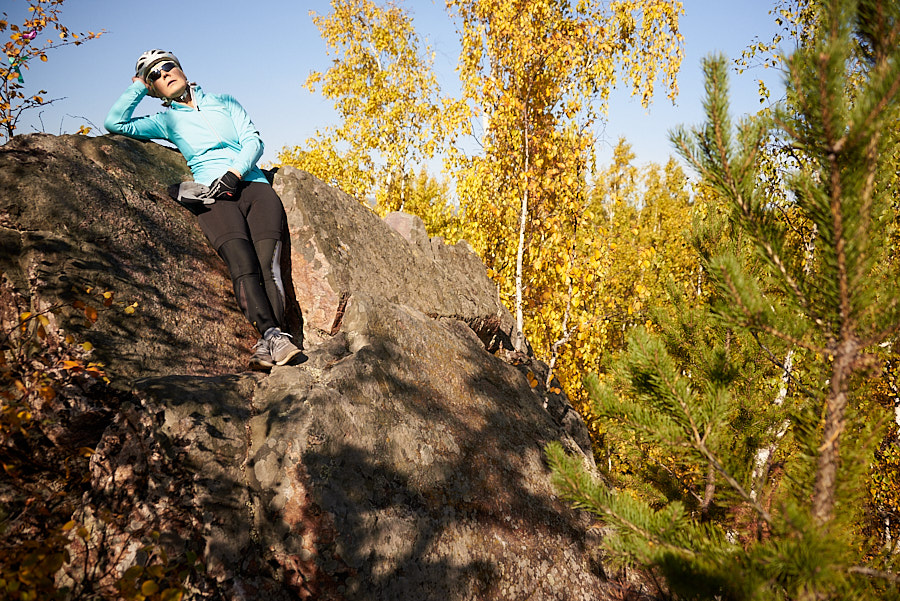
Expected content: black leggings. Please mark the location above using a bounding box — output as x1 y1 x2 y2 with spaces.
217 238 284 335
197 182 288 336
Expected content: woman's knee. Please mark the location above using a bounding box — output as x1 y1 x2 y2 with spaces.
218 238 261 278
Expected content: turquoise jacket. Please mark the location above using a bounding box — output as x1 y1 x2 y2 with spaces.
104 81 268 186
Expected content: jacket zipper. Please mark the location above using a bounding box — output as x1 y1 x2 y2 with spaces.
194 91 226 148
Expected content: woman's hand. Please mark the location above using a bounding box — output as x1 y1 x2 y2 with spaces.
132 76 150 92
204 171 241 200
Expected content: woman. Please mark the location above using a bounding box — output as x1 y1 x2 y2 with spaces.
105 49 302 370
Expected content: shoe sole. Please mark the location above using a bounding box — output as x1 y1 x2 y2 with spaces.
249 358 274 371
274 347 303 366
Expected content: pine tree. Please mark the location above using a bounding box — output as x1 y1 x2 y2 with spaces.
547 0 900 598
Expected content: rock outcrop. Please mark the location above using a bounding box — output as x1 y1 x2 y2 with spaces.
0 133 252 378
0 134 608 600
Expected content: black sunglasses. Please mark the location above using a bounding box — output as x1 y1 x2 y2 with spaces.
147 61 177 83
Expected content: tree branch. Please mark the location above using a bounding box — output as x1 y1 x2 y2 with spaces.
848 566 900 583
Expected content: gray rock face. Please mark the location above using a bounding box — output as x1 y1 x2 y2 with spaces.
0 133 253 378
1 134 605 600
273 166 518 352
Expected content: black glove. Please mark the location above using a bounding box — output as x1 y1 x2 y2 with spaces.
204 171 241 200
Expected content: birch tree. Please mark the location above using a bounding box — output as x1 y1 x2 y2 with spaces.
448 0 684 352
278 0 461 213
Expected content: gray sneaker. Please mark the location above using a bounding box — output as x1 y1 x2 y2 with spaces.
265 328 303 366
249 337 274 370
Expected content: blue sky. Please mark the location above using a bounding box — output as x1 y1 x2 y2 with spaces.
7 0 786 172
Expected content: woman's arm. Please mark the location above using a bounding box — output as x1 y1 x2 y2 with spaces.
104 81 167 140
219 94 264 177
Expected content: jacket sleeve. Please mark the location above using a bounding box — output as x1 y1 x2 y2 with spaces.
104 81 168 140
219 94 264 177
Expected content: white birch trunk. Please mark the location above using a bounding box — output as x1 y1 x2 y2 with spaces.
514 109 530 353
750 350 793 501
514 179 528 353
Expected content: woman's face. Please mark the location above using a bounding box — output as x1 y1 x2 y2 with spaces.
149 62 188 99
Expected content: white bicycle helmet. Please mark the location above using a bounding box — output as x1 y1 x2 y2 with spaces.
135 49 182 97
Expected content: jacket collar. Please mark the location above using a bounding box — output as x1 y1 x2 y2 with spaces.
169 84 205 110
